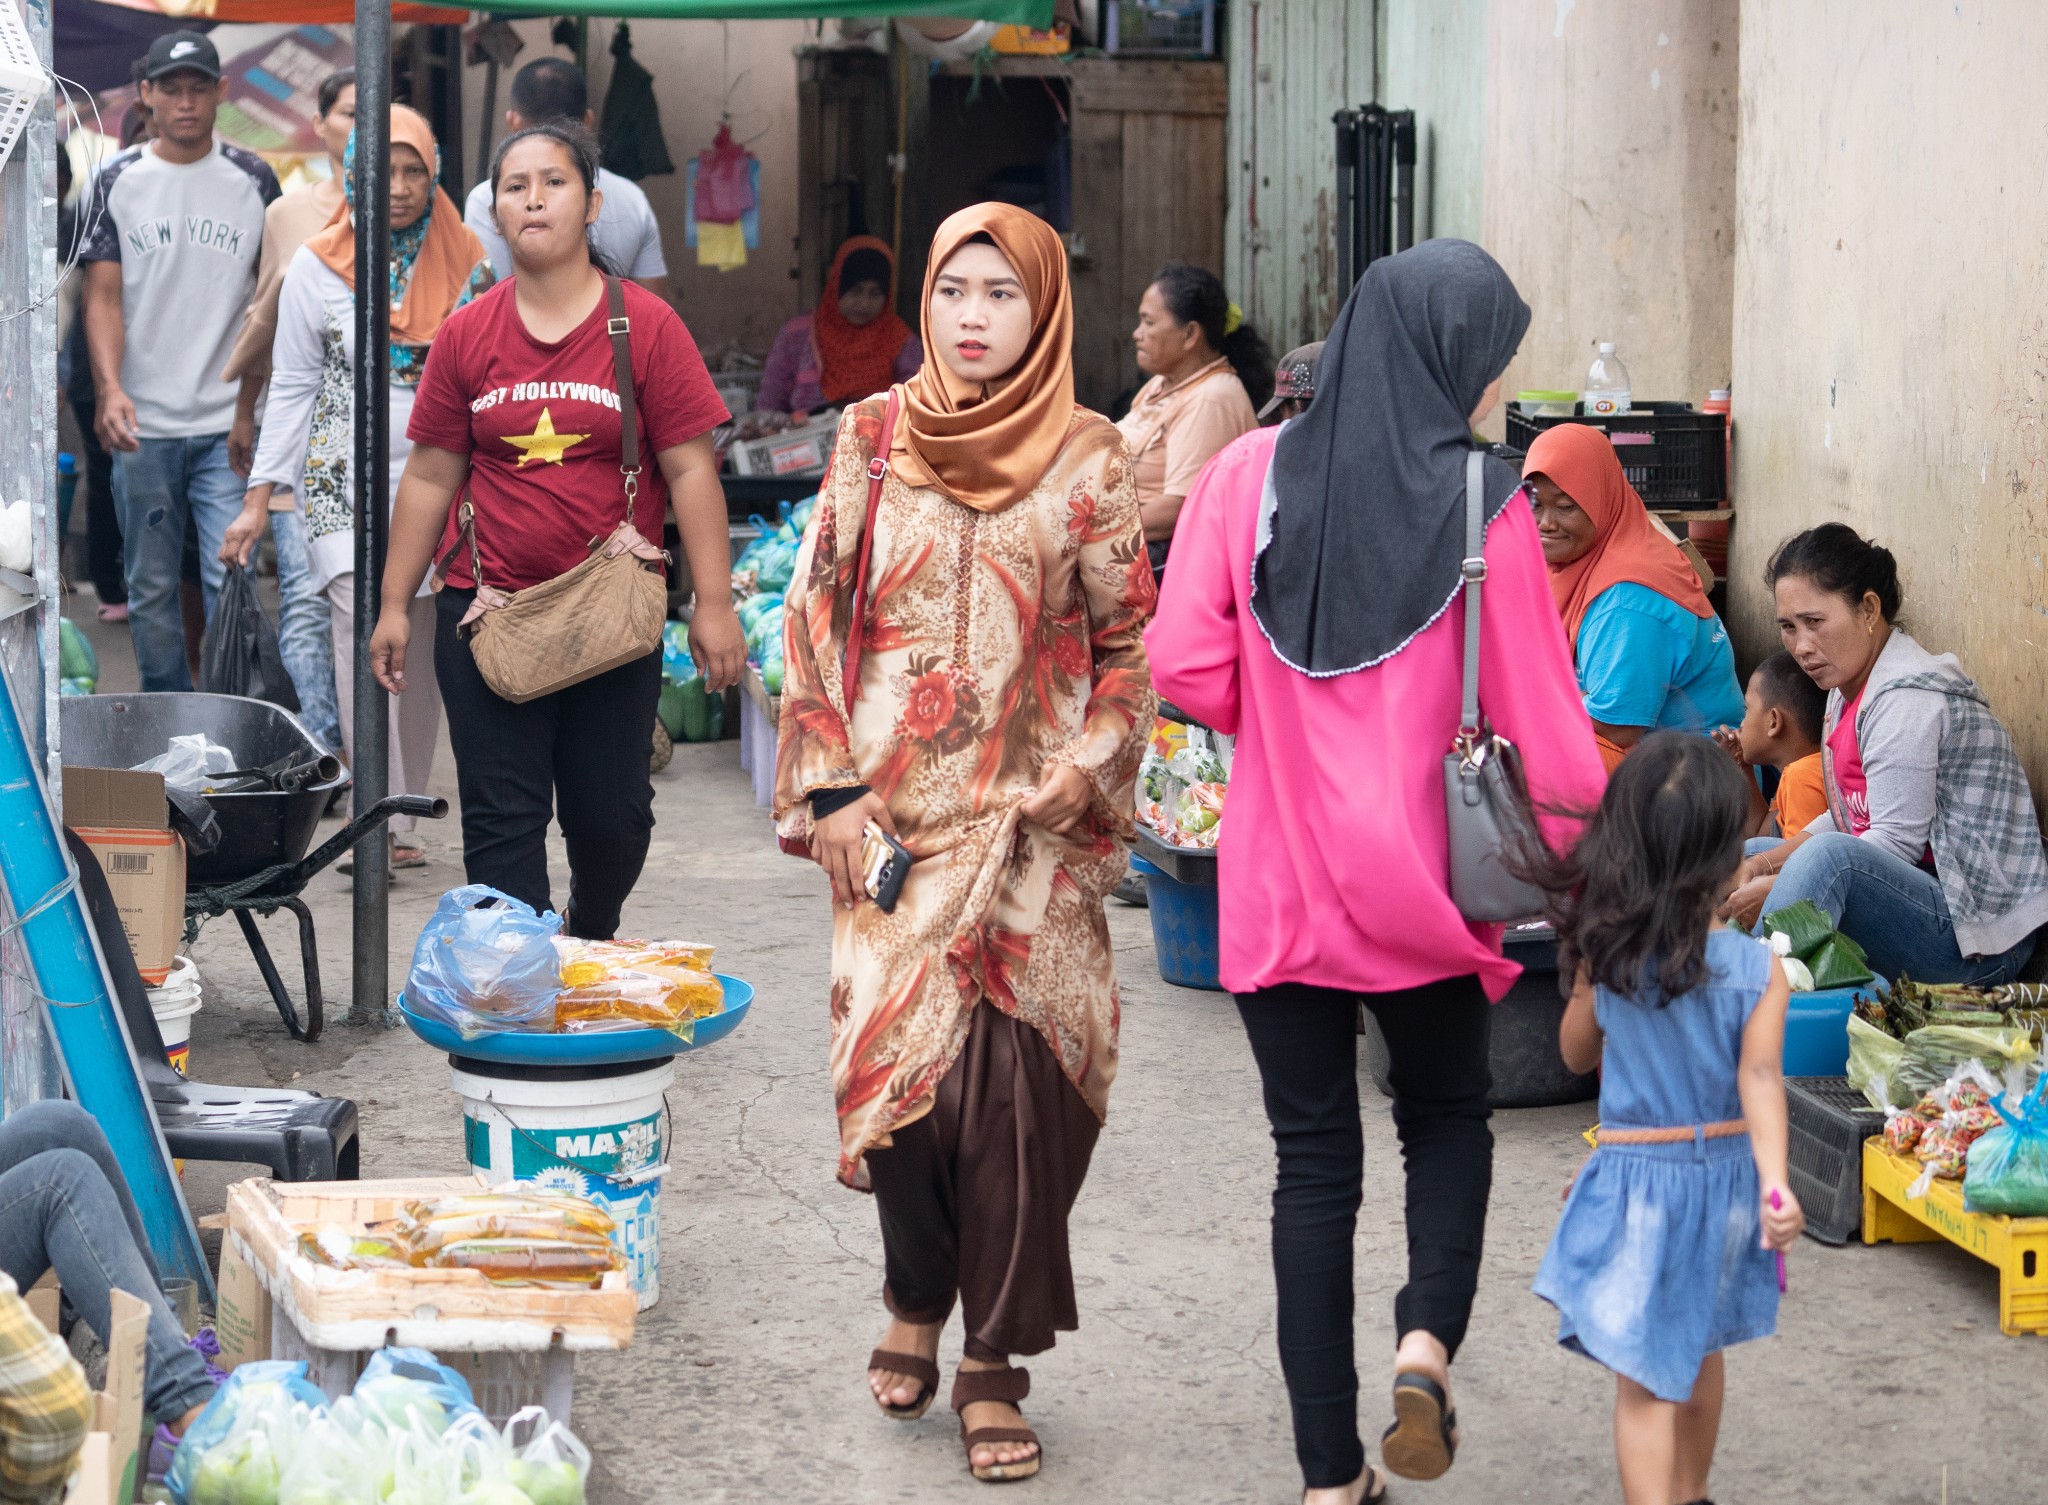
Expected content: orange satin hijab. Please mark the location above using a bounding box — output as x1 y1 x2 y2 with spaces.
305 104 484 350
1526 421 1714 647
891 203 1075 513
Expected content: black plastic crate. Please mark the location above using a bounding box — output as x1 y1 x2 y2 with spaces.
1787 1076 1885 1245
1505 401 1728 509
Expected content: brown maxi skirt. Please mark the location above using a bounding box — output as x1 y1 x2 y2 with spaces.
863 1002 1101 1362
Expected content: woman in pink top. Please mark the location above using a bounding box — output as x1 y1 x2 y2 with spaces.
1147 241 1604 1504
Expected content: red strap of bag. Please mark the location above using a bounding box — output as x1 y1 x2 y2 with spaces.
841 389 899 709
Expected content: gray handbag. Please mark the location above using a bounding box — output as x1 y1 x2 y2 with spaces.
1444 450 1549 922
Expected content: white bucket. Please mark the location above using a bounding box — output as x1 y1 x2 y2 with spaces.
146 956 202 1077
449 1059 674 1310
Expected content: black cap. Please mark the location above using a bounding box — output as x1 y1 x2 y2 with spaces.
141 31 221 84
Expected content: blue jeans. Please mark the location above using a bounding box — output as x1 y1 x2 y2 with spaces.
270 510 341 750
0 1101 216 1422
111 436 244 692
1753 832 2037 986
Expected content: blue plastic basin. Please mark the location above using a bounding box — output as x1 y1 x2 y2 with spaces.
398 973 755 1066
1781 974 1886 1077
1132 854 1221 991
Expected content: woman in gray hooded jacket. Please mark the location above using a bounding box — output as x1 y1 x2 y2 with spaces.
1722 524 2047 983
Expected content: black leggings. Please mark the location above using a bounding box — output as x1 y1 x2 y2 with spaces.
434 586 662 939
1234 976 1494 1490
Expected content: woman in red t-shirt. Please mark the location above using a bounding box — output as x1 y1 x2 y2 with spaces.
370 122 744 937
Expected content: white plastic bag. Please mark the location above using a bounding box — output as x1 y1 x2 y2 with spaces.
135 732 236 791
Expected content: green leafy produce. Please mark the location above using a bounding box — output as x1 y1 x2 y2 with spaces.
1759 900 1873 988
510 1459 586 1505
1847 1014 1909 1109
1893 1023 2037 1099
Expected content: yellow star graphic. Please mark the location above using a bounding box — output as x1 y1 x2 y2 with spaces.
502 407 591 467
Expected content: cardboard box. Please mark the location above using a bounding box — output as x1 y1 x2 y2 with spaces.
36 1283 147 1505
213 1228 272 1372
62 765 169 832
64 765 184 985
69 828 183 986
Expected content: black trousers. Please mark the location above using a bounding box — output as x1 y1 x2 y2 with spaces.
66 391 127 603
1234 976 1494 1490
434 586 662 939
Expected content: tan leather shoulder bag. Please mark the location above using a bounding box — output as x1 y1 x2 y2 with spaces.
439 276 669 703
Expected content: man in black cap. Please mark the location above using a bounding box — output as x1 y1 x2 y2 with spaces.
80 31 281 692
1259 340 1324 426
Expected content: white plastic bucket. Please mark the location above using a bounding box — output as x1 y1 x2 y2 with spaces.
146 956 202 1077
449 1059 674 1310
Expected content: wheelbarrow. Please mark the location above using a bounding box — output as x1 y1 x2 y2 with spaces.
60 693 447 1043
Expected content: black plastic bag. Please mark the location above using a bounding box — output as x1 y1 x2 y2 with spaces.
199 564 299 711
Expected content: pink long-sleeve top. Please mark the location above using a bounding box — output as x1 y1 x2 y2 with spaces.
1145 428 1607 1001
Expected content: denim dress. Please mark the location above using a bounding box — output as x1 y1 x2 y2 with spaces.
1533 929 1781 1400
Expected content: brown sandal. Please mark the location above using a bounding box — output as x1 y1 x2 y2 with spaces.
867 1349 940 1420
951 1365 1041 1482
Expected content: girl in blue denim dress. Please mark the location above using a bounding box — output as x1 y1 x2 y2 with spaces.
1522 733 1805 1505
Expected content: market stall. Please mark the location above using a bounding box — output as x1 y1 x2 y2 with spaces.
1786 973 2048 1332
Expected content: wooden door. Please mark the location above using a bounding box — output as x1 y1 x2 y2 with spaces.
1069 60 1228 414
796 50 894 312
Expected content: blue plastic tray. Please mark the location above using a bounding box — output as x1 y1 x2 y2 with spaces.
398 974 755 1066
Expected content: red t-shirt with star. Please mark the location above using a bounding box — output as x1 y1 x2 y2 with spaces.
408 277 728 590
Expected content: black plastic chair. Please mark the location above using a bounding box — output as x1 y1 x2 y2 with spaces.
68 831 359 1182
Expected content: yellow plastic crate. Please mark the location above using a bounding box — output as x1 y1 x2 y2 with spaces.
1862 1141 2048 1336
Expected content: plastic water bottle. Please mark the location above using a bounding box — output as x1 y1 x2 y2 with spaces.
1583 342 1631 417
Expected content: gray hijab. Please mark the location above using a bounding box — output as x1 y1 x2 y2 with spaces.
1250 239 1531 676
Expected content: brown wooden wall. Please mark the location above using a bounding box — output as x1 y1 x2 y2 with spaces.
806 54 1228 417
1067 60 1228 413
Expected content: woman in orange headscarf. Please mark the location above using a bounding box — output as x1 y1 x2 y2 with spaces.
774 205 1157 1484
229 104 492 866
1525 422 1742 771
755 235 923 423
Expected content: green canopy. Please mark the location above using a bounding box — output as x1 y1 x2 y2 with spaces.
478 1 1053 20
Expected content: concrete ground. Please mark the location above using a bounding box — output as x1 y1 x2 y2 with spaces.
72 594 2040 1505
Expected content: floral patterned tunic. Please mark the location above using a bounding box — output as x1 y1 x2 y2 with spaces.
774 398 1158 1189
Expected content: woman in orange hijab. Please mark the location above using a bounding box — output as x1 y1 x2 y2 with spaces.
773 205 1157 1484
228 104 492 865
1525 422 1743 770
755 235 923 422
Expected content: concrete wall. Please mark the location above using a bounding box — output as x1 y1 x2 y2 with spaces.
1381 0 1487 244
1481 0 1738 415
1224 0 1377 353
1729 0 2048 790
464 18 809 357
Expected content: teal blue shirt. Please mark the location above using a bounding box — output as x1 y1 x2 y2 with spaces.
1575 583 1745 732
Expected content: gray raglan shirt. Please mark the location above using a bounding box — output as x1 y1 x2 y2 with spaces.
1808 629 2048 958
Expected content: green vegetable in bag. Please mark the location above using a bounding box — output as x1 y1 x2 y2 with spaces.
1963 1076 2048 1216
1847 1013 1908 1109
1893 1023 2037 1099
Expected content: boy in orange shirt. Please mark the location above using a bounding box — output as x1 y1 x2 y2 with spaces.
1716 650 1828 837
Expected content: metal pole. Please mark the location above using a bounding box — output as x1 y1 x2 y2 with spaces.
1393 110 1417 253
1332 108 1356 295
351 0 393 1025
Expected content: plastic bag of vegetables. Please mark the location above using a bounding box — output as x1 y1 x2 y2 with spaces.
1847 1013 1908 1110
504 1407 593 1505
1963 1074 2048 1216
169 1360 325 1504
1893 1022 2038 1100
351 1347 480 1436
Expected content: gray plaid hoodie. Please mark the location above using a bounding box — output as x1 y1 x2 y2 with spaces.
1817 630 2048 958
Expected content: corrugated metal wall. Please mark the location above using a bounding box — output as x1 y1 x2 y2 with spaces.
1224 0 1379 354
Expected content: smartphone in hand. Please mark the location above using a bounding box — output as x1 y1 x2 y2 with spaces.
861 821 913 913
